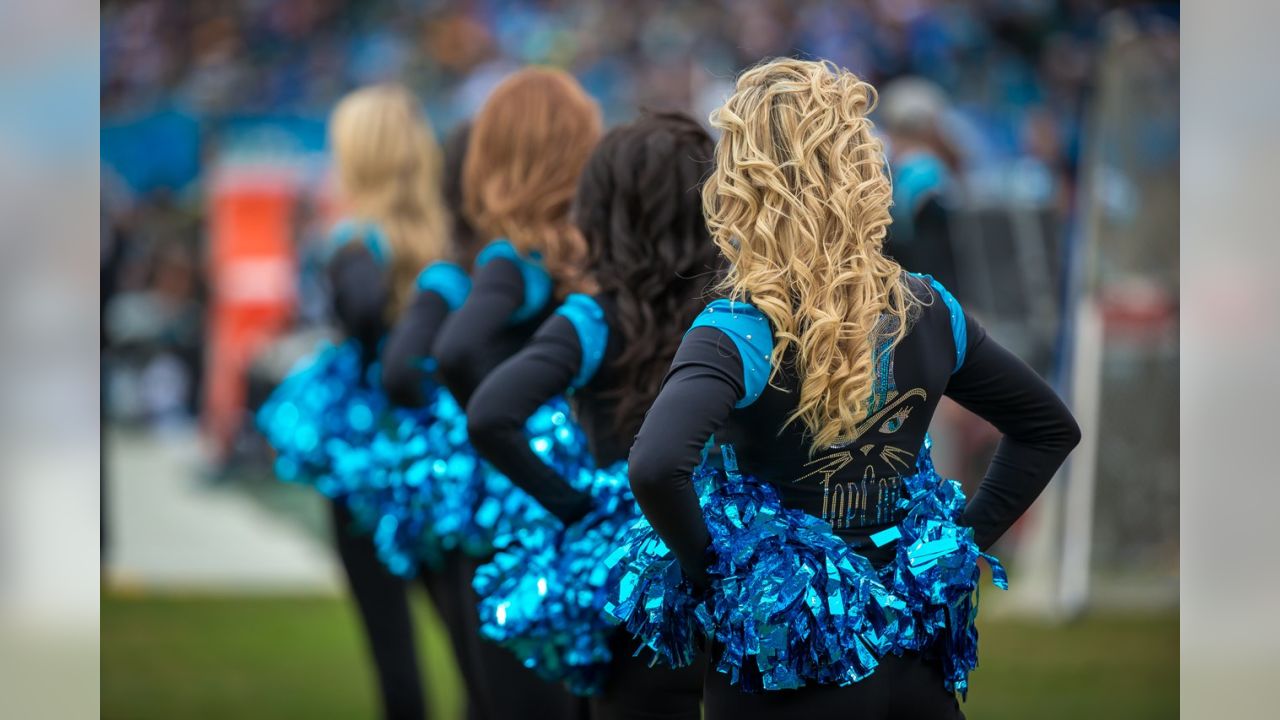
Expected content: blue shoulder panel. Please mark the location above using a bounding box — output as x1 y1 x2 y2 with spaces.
475 238 553 324
328 219 391 266
554 294 609 390
688 299 774 407
912 273 966 372
416 261 471 311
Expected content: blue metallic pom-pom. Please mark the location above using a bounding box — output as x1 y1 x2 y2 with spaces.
465 398 593 558
256 340 390 529
357 388 485 575
258 339 594 578
473 461 638 695
604 437 1005 696
366 394 594 574
257 340 477 571
879 437 1007 698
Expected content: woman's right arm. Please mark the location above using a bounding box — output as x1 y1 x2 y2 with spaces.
381 264 470 407
628 327 745 587
432 257 526 406
381 292 451 407
327 243 389 349
944 315 1082 551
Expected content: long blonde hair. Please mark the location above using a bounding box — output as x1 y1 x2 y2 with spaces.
703 58 916 451
330 83 448 315
463 67 602 291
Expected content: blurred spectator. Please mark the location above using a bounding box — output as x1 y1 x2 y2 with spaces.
879 75 962 295
102 189 204 428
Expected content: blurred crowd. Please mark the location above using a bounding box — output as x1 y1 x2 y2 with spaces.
102 0 1118 189
100 0 1171 431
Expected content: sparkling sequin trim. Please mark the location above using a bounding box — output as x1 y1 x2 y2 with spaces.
687 299 773 407
476 238 553 325
555 293 609 391
416 261 472 311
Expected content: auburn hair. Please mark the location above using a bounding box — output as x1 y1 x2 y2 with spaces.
329 83 448 315
702 58 918 451
574 112 719 439
463 67 602 291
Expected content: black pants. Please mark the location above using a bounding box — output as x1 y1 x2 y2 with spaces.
455 553 589 720
588 632 704 720
331 501 484 720
702 646 963 720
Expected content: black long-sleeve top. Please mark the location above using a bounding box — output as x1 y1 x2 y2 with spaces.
380 262 473 407
380 291 450 406
466 294 625 523
628 275 1081 585
432 240 555 408
326 240 390 368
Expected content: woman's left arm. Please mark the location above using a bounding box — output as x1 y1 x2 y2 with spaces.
945 314 1082 550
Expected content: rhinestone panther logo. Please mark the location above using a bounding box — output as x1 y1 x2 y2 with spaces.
795 387 927 528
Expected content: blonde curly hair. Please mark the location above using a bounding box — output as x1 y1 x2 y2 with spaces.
330 83 448 316
703 58 917 451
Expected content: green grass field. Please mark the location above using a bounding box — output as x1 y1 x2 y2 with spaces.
103 592 1176 719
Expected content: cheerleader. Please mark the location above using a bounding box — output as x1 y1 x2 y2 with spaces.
381 121 481 408
375 120 487 720
464 113 717 719
428 67 602 720
258 84 450 720
615 59 1081 719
